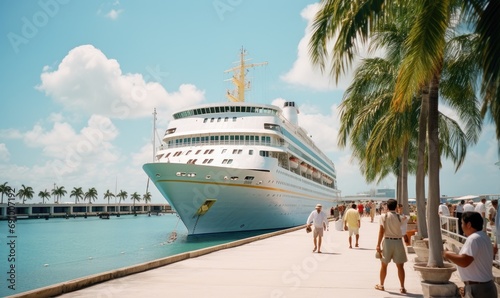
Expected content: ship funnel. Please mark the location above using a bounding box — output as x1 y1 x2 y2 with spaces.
282 101 299 125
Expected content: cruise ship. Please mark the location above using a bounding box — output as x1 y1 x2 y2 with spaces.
143 50 341 235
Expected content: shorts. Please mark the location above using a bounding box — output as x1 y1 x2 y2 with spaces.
348 226 359 236
313 226 324 237
382 238 407 264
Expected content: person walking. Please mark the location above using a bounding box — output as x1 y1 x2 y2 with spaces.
306 204 329 253
343 203 361 248
369 200 376 223
488 200 497 238
443 212 497 298
375 199 407 294
439 201 450 229
464 200 475 212
475 198 487 231
357 202 364 217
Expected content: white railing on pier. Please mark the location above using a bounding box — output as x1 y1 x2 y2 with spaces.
439 214 500 266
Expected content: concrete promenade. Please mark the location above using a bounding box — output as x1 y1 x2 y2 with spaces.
15 214 464 298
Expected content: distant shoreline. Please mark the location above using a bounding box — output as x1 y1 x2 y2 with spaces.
0 202 172 220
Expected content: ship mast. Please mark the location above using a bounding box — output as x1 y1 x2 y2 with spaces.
224 48 267 102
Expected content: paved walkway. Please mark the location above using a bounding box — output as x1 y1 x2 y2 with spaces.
17 214 464 297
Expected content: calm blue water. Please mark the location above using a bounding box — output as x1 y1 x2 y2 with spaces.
0 214 274 296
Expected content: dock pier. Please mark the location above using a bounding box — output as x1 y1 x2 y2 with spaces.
0 203 172 220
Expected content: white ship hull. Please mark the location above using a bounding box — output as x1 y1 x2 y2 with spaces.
143 50 340 235
143 162 336 234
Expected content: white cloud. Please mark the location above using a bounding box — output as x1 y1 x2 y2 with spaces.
37 45 206 120
0 128 23 139
282 3 384 91
106 9 123 20
22 114 119 179
297 103 342 154
0 144 10 162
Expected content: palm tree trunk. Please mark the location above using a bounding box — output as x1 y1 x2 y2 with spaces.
396 167 401 203
417 88 429 238
427 71 444 268
401 143 409 215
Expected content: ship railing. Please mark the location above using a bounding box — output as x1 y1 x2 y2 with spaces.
161 138 279 149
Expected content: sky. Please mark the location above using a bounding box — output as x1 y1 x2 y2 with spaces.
1 0 499 204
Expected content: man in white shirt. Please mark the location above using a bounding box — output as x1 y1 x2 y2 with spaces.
475 198 487 217
464 200 476 212
439 202 450 228
306 204 329 253
444 212 497 298
475 198 487 231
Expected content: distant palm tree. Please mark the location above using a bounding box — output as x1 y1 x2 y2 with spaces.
84 187 98 213
0 182 13 204
131 192 141 213
103 190 115 205
143 192 152 204
52 186 67 204
17 184 34 204
38 189 51 204
70 187 84 204
116 190 128 204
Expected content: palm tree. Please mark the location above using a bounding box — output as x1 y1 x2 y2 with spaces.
131 192 141 213
70 187 84 204
38 189 51 204
17 184 34 204
0 182 13 204
143 192 152 204
52 186 67 204
103 190 115 205
309 0 484 268
116 190 127 204
84 187 98 213
461 1 500 141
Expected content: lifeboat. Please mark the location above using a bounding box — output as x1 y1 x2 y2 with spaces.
323 175 333 184
300 162 308 173
289 157 299 169
313 169 321 179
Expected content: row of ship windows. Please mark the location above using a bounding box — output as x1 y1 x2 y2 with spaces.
204 117 236 123
172 106 279 119
165 123 280 136
157 149 270 161
187 159 231 164
167 135 273 146
176 172 257 182
166 148 250 157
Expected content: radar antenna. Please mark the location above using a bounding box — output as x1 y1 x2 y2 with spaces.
224 47 267 102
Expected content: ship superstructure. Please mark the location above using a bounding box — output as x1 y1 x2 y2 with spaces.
143 50 340 234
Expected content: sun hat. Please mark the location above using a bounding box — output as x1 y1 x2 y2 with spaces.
315 204 322 209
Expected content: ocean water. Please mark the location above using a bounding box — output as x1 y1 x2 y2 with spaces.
1 214 274 296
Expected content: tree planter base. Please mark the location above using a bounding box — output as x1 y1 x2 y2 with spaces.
420 281 458 298
414 262 457 284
